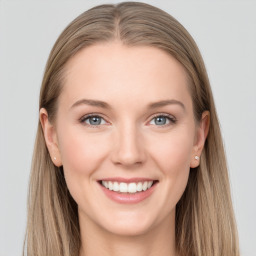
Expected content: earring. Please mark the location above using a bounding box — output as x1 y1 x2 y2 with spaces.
195 155 199 160
53 156 57 160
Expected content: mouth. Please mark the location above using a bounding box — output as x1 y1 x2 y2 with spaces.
98 179 159 194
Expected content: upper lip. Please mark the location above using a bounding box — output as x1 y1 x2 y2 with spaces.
99 177 157 183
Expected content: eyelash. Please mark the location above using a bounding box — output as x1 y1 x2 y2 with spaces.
79 113 177 128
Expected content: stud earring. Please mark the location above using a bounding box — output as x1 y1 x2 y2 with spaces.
195 155 199 160
53 156 57 160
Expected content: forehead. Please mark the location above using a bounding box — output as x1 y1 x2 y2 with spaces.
60 41 192 111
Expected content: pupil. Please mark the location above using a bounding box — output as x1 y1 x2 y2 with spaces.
90 117 100 125
156 116 166 125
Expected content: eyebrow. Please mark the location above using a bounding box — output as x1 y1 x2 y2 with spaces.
148 99 185 110
70 98 185 111
70 99 112 110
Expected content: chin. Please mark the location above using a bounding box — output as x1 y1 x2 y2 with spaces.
105 223 153 237
99 212 157 237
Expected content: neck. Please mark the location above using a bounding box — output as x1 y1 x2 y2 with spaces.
79 209 177 256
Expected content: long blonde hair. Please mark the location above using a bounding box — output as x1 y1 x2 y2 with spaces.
23 2 240 256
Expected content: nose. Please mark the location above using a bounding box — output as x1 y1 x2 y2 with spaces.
111 123 146 167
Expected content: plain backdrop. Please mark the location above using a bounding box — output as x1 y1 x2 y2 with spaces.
0 0 255 255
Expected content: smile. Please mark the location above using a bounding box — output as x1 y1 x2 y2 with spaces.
101 180 155 193
98 178 159 204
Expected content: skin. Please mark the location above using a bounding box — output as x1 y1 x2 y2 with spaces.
40 41 209 256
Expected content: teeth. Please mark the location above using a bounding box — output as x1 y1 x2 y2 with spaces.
137 182 142 192
142 182 148 191
120 182 128 192
113 182 119 191
102 181 109 188
128 183 137 193
147 181 153 188
101 180 154 193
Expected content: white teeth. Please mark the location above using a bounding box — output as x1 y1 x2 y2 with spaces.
147 181 153 188
109 181 113 191
128 183 137 193
102 181 109 188
142 182 148 191
113 182 119 191
119 182 128 192
101 180 155 193
137 182 143 192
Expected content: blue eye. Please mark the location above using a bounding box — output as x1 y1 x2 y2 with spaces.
81 115 107 126
149 114 176 126
80 113 176 128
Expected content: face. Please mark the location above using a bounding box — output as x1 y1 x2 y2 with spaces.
41 41 208 236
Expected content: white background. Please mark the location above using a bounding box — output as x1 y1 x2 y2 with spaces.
0 1 255 255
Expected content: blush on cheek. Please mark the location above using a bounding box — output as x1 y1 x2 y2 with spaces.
59 129 109 178
152 134 192 174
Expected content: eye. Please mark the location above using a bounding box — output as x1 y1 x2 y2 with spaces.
149 114 176 127
80 114 107 127
80 113 176 128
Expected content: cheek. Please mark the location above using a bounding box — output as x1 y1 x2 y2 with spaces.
149 128 194 175
57 126 108 180
148 129 193 213
56 126 111 206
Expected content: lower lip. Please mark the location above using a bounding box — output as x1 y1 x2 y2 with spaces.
99 182 158 204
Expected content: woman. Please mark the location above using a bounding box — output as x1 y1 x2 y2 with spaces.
23 2 240 256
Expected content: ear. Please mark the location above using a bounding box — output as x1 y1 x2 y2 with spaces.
39 108 62 167
190 111 210 168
